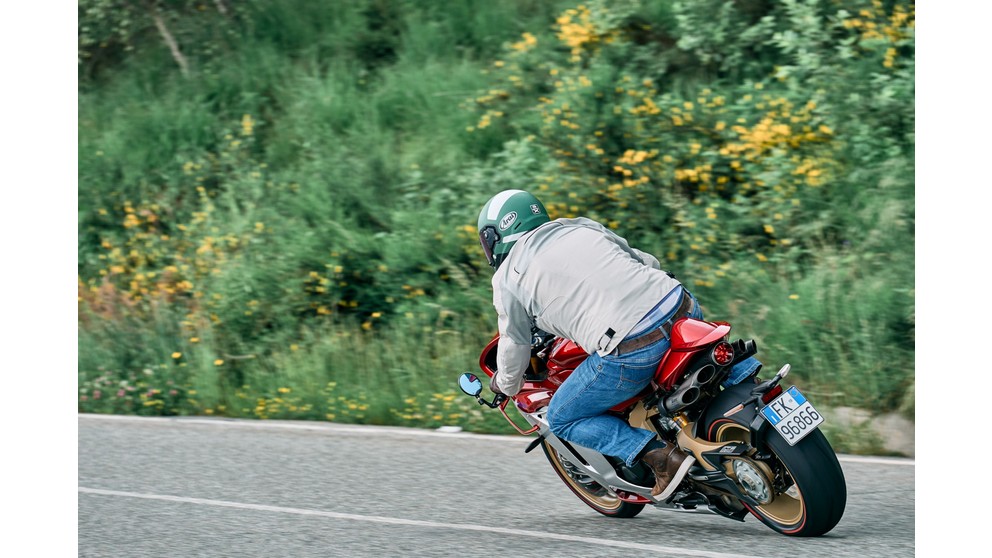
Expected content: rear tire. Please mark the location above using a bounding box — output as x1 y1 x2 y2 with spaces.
703 417 847 536
540 440 645 518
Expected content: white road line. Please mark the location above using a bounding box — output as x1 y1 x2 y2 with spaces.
78 487 766 558
78 414 915 465
78 413 529 442
835 455 915 466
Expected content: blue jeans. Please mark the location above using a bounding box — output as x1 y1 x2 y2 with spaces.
546 292 762 467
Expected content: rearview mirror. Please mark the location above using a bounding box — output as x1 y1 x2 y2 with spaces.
458 373 483 397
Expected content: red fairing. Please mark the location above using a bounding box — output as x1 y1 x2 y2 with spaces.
479 335 579 413
515 387 556 413
479 335 500 378
547 338 587 373
655 318 731 390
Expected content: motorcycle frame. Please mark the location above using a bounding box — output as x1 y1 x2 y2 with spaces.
479 317 766 510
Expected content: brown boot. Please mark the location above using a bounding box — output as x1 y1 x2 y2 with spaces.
641 445 694 497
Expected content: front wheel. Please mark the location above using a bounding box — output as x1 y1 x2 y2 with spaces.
540 440 645 518
702 417 847 536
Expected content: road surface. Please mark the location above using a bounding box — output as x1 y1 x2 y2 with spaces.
78 414 915 557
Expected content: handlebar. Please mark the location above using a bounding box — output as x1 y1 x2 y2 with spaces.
532 330 556 358
476 392 507 409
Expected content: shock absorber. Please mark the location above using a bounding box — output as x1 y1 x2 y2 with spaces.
654 411 691 439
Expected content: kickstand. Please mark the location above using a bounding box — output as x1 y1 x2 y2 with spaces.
524 435 545 453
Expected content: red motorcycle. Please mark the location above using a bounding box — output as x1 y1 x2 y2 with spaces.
457 317 846 536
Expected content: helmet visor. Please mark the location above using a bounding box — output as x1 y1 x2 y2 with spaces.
479 226 500 268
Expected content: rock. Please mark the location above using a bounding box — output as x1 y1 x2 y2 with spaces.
826 406 915 458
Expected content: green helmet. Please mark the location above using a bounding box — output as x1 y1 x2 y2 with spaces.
477 189 550 270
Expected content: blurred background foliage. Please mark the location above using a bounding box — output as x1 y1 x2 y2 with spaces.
78 0 914 450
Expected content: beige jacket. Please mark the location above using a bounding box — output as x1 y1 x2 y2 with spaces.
491 217 681 396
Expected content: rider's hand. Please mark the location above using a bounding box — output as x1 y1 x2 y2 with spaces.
489 374 505 396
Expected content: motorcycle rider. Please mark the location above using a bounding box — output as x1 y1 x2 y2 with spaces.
478 189 762 497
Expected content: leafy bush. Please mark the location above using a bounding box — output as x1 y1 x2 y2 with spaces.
465 0 914 403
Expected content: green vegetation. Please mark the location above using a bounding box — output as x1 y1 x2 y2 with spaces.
78 0 915 454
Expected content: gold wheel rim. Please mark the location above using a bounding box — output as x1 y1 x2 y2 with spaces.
547 445 624 511
713 422 805 526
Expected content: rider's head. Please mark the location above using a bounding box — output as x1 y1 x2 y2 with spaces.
477 189 550 270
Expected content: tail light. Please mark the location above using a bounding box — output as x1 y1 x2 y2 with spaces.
711 342 735 366
761 384 784 404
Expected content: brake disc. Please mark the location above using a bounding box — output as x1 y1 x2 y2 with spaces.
729 457 776 505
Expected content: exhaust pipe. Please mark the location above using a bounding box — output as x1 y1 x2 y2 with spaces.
693 364 718 386
663 384 700 412
731 339 757 363
662 364 718 413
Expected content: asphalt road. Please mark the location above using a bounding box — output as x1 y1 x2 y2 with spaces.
78 414 915 558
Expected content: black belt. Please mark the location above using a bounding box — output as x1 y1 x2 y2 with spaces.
614 291 695 355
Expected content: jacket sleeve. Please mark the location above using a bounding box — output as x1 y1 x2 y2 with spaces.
495 338 531 396
493 283 533 397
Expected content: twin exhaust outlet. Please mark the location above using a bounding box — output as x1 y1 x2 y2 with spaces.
662 364 719 413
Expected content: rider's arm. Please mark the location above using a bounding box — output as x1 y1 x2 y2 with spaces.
493 286 532 397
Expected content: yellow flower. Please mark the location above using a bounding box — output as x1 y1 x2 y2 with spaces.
214 359 224 366
513 32 538 52
172 352 182 359
241 114 254 136
789 294 800 300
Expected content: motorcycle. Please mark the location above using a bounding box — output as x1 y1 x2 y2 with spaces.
457 317 847 537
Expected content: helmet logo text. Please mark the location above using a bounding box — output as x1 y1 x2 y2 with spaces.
530 204 541 215
499 211 517 231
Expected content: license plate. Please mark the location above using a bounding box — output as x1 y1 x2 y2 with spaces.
760 386 824 446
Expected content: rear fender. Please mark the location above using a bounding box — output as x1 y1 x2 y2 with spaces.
696 380 771 446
